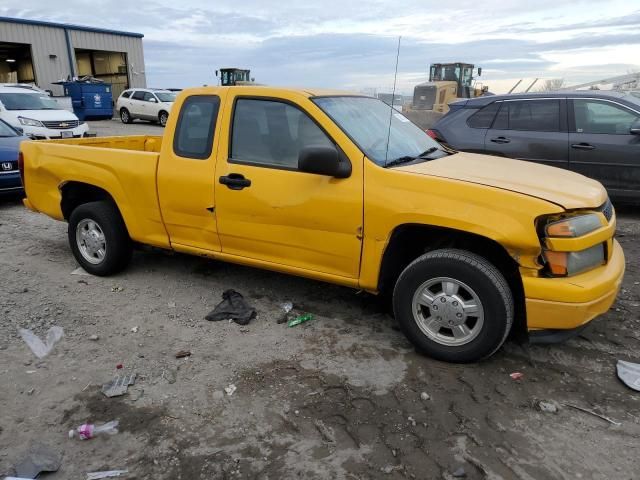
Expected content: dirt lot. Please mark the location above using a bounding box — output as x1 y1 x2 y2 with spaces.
1 120 640 479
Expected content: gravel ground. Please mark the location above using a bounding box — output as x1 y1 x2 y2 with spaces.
1 120 639 479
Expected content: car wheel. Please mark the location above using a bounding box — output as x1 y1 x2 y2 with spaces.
120 108 132 124
158 111 168 127
68 201 132 276
393 248 513 363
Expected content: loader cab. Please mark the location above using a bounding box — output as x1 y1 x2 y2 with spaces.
429 63 477 99
218 68 252 86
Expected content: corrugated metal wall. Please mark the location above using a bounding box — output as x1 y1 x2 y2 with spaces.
69 30 146 89
0 20 146 96
0 20 69 95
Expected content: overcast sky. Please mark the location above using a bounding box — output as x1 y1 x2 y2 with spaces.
2 1 639 93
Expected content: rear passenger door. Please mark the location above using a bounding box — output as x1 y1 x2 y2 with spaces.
157 94 224 251
484 98 569 168
568 98 640 198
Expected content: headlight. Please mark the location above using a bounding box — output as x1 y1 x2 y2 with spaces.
543 244 605 276
545 214 602 237
18 117 44 127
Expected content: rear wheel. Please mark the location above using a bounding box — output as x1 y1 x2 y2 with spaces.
158 111 168 127
393 249 513 363
120 108 132 124
68 201 132 276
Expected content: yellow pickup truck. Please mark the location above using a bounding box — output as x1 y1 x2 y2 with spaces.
19 86 624 362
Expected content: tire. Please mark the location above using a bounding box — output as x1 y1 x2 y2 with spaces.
393 249 513 363
120 108 133 124
158 111 168 127
68 201 132 276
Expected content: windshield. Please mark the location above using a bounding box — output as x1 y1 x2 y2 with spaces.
0 92 60 111
155 92 176 102
313 96 439 166
0 119 18 137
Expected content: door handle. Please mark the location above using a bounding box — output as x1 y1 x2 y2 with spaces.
219 173 251 190
490 136 510 144
571 143 595 150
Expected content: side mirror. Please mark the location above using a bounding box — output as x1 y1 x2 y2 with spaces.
477 67 482 77
630 120 640 135
148 97 157 103
298 146 351 179
13 126 24 135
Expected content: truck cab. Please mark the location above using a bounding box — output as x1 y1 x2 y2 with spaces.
19 86 625 363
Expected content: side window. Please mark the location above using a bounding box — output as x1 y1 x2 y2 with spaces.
143 92 155 102
230 98 333 168
121 91 132 99
173 95 220 159
492 100 560 132
132 90 145 101
574 99 639 134
467 102 500 128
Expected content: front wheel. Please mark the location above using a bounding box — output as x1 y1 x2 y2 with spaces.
68 201 132 276
393 249 513 363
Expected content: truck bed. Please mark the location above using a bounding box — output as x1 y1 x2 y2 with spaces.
21 135 169 248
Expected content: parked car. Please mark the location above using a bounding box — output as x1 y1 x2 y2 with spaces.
20 86 623 363
116 88 177 126
429 91 640 203
0 86 89 140
0 118 28 195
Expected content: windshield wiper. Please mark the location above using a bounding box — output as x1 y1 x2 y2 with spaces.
384 147 440 168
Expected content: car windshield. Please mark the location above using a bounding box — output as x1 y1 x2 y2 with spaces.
0 119 18 137
312 96 440 166
0 92 61 110
155 92 176 102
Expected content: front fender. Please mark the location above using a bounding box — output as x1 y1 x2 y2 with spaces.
358 163 563 290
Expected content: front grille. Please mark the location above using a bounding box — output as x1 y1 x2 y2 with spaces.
41 120 79 129
599 198 614 222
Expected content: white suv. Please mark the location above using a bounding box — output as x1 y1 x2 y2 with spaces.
0 86 89 139
116 89 177 126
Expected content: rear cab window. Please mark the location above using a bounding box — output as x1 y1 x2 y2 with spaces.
173 95 220 159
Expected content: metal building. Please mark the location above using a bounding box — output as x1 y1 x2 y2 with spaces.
0 16 146 97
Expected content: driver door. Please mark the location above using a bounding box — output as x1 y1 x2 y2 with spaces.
214 93 364 279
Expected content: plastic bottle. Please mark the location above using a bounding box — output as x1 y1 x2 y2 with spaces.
68 420 119 440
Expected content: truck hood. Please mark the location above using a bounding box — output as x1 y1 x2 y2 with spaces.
2 109 79 125
397 152 607 210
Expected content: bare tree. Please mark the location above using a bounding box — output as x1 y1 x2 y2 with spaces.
537 78 565 92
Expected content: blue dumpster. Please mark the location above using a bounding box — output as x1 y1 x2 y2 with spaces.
59 81 114 121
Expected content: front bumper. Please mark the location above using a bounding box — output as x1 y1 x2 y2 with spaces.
0 171 23 194
524 239 625 331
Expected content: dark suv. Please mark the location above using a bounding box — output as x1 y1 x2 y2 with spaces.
430 91 640 203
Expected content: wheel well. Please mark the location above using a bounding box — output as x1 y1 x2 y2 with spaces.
378 224 527 339
60 182 116 220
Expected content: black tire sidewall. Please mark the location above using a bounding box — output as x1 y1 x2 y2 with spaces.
393 254 511 363
68 201 132 276
159 112 168 126
120 108 131 124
